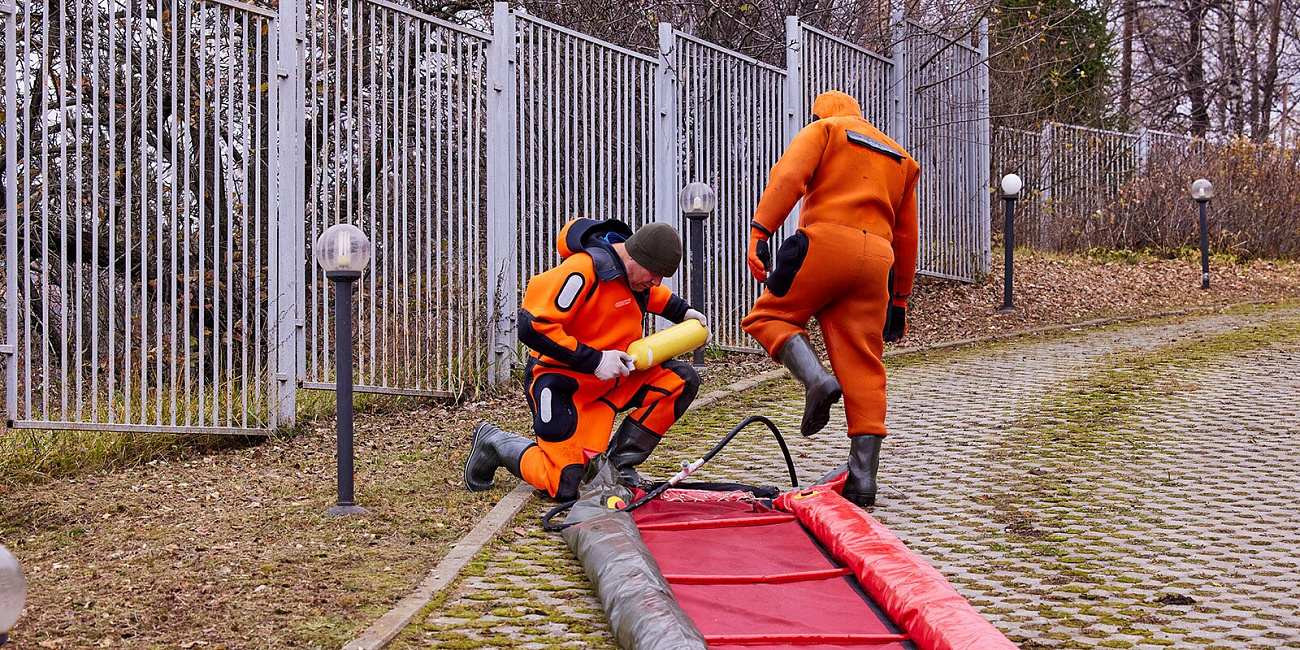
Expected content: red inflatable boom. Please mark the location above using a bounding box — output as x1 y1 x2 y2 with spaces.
776 485 1019 650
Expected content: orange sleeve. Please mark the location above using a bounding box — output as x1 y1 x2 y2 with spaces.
518 255 603 372
752 122 831 234
889 162 920 304
645 285 691 322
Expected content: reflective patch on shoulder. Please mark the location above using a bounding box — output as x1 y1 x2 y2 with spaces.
555 273 586 311
846 130 903 162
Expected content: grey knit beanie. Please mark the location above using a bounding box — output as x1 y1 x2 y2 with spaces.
624 222 682 277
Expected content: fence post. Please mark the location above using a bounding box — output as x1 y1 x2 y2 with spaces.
889 11 910 147
784 16 803 143
271 0 306 428
974 18 992 274
1039 122 1055 250
783 17 803 226
654 22 681 303
485 2 519 385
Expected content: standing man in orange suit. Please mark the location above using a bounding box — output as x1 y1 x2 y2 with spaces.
464 219 705 502
742 90 919 507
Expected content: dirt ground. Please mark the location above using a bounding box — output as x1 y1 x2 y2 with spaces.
2 248 1298 649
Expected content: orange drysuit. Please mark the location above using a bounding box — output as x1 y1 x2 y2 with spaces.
516 219 700 500
741 91 920 438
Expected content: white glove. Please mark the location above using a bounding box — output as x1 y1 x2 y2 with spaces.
684 308 708 330
594 350 635 381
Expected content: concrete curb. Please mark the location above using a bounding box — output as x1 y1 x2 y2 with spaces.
344 298 1282 649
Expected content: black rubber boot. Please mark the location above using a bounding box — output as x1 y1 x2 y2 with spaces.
607 418 662 487
777 334 843 437
842 435 882 507
464 422 533 492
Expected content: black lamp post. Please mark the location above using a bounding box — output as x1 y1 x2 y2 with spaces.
1191 178 1214 289
0 544 26 646
315 223 373 516
678 182 716 369
999 173 1022 313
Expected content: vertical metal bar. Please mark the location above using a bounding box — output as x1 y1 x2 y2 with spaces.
456 27 468 391
2 0 16 420
150 0 162 423
180 0 194 424
432 20 444 391
37 0 50 421
445 20 456 391
485 2 518 384
563 33 573 230
546 25 556 280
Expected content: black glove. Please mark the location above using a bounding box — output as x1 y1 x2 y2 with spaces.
756 239 771 273
882 303 907 342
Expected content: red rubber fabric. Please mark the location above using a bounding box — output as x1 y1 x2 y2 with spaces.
641 518 837 576
710 644 908 650
775 488 1018 650
633 498 909 648
671 577 899 638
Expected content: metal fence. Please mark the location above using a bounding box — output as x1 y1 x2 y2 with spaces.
993 124 1198 251
301 0 490 399
672 29 788 351
798 22 892 133
3 1 992 432
2 0 280 434
905 21 991 281
512 13 660 312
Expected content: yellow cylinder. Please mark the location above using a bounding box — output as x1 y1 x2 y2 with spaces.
627 320 709 370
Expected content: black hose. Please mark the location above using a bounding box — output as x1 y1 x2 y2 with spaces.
541 415 797 531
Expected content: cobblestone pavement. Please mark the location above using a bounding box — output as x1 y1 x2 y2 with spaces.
391 306 1300 650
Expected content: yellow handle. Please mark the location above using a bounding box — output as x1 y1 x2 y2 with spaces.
627 320 709 370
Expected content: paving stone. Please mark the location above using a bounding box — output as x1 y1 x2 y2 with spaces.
390 307 1300 649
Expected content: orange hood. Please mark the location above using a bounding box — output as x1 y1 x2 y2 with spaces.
812 91 863 119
